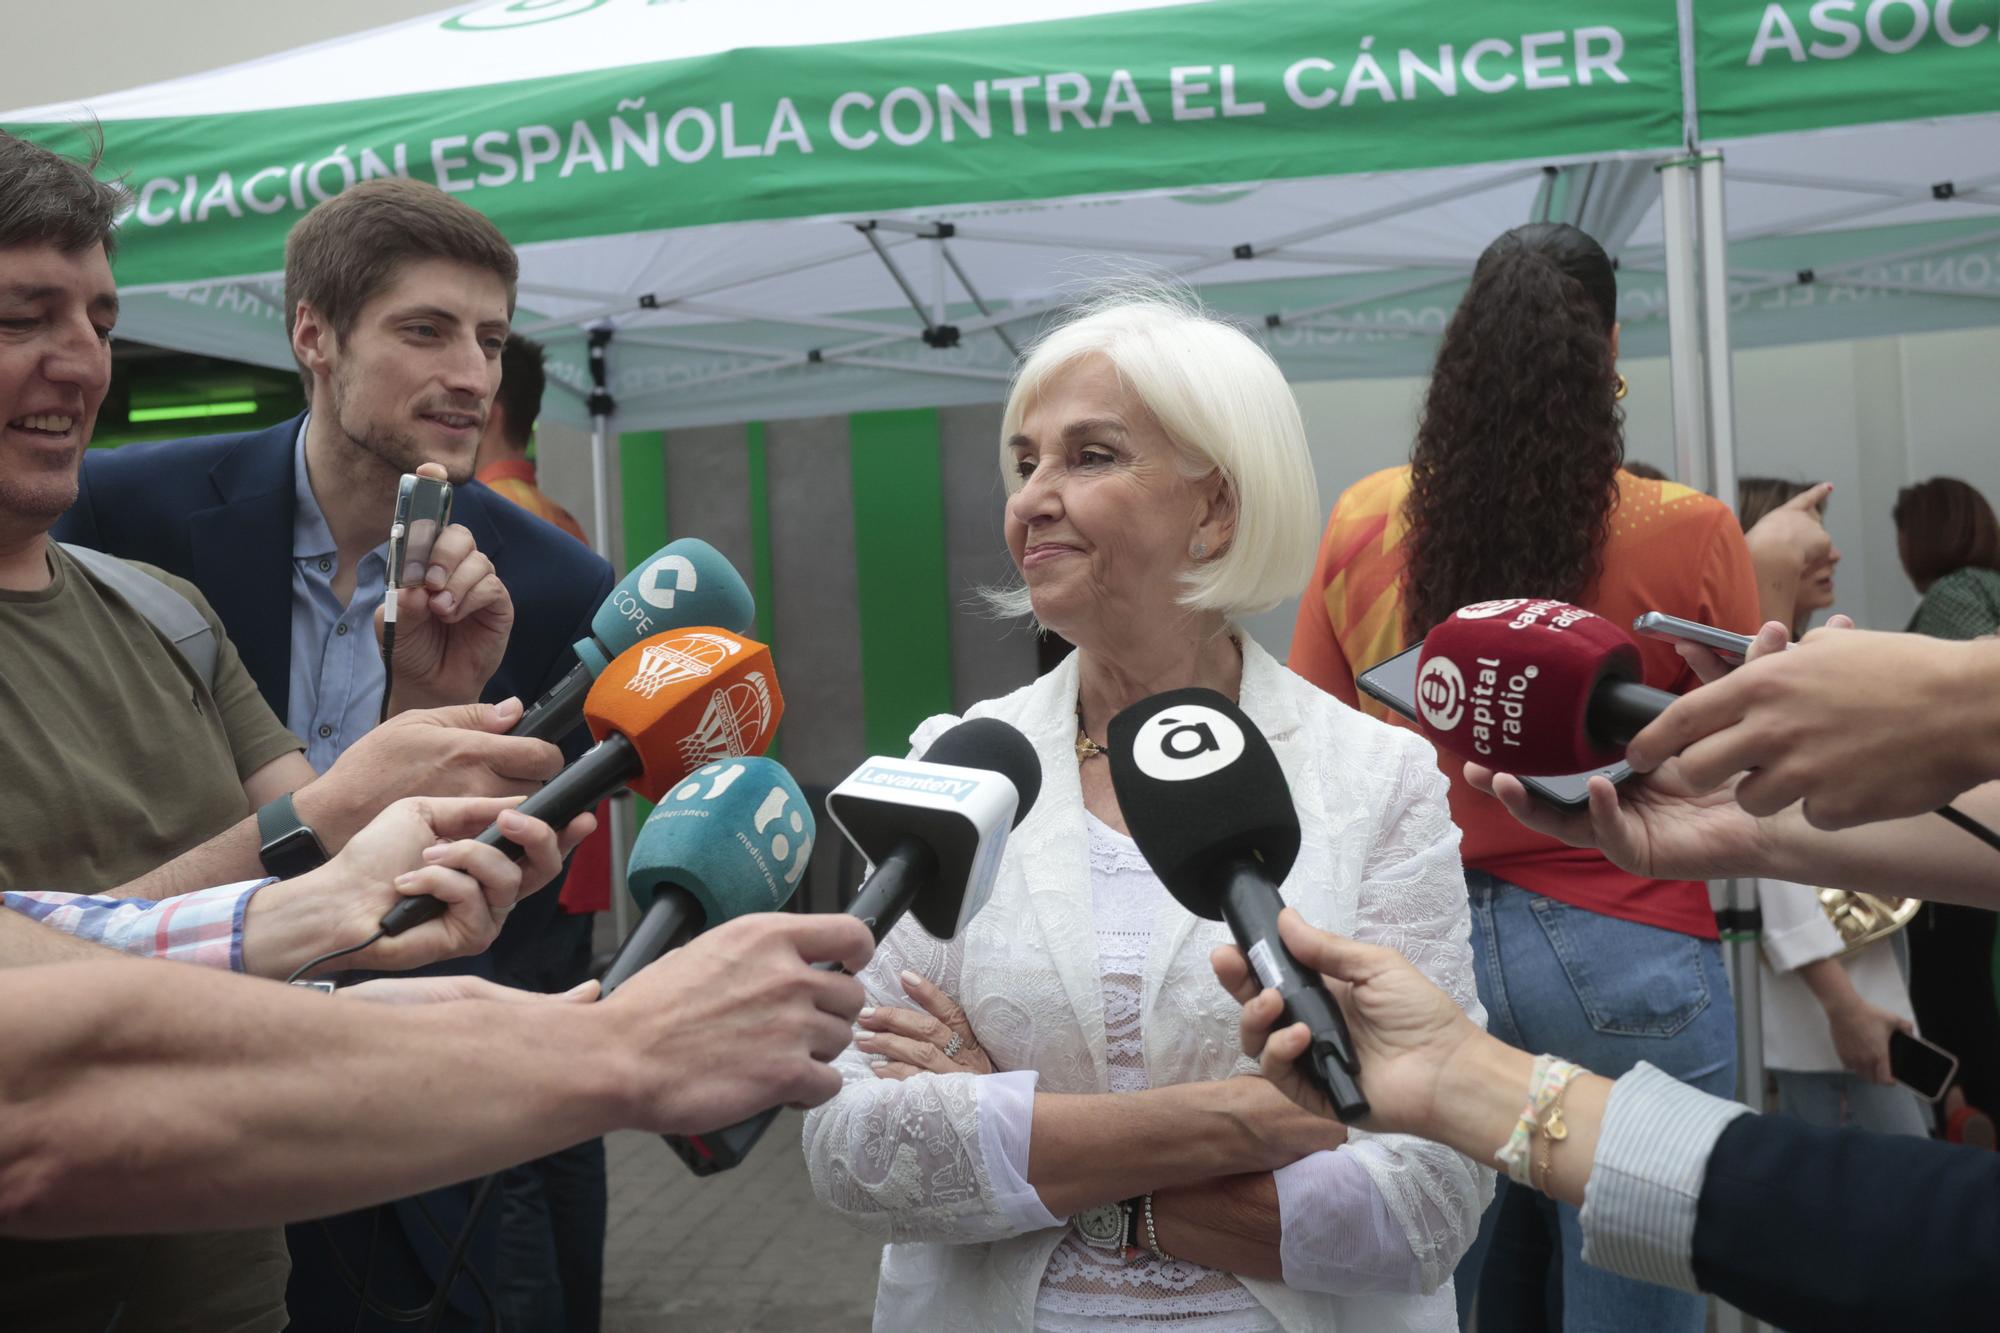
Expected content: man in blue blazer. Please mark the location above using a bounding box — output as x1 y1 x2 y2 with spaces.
54 179 616 1331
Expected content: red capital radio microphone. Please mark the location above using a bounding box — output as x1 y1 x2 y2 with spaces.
378 627 783 936
1411 599 1676 775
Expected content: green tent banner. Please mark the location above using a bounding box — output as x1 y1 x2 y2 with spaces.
11 1 1685 289
1696 0 2000 141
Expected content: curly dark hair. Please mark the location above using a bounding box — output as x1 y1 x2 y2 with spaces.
1402 223 1624 640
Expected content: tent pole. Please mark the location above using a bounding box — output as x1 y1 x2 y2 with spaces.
1699 155 1738 509
585 325 634 943
1698 152 1769 1333
1659 160 1708 493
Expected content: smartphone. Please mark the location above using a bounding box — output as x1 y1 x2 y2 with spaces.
1889 1028 1960 1103
388 474 453 590
1632 612 1756 666
1356 642 1630 809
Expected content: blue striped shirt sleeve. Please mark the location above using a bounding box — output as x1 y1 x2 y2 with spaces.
1578 1062 1753 1292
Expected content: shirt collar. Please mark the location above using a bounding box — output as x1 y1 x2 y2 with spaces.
478 456 539 487
291 413 336 561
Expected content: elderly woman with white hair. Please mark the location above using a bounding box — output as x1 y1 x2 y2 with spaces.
804 295 1490 1331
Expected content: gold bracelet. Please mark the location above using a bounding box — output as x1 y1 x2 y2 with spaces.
1532 1079 1573 1195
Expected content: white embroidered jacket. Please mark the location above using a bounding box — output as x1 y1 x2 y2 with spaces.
802 635 1492 1331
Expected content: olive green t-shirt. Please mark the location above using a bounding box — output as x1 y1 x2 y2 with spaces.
0 543 302 1332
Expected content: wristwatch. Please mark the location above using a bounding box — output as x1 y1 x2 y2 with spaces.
257 792 328 880
1073 1199 1140 1259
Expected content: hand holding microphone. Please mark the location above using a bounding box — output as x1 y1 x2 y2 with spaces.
1106 690 1368 1121
379 626 782 937
664 718 1042 1175
512 539 755 743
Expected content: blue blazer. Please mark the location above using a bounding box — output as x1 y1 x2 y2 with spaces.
1693 1110 2000 1330
54 413 616 1330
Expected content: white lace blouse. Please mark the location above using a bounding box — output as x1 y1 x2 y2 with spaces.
803 634 1491 1332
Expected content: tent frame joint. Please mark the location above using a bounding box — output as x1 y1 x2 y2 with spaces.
586 326 616 418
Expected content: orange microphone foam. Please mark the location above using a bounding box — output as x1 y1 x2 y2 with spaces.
584 627 784 801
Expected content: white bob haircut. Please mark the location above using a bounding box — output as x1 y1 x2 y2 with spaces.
993 289 1321 620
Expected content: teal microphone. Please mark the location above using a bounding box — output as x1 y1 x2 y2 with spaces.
514 538 755 743
597 757 815 995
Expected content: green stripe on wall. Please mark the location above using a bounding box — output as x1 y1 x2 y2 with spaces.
849 409 953 758
619 429 668 821
746 422 780 762
746 423 777 652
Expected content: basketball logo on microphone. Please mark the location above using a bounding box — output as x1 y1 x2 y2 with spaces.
680 671 776 767
1132 705 1245 781
1416 657 1468 731
626 631 742 699
1454 599 1530 621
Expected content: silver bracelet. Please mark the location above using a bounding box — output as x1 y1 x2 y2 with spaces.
1141 1192 1169 1260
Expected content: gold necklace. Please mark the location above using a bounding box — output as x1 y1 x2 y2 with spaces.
1075 704 1109 762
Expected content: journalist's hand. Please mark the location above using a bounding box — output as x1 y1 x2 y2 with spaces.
294 698 562 849
375 462 514 712
1214 909 1483 1139
604 913 874 1136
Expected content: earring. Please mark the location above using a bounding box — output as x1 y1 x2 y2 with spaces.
1190 540 1209 560
1614 373 1629 401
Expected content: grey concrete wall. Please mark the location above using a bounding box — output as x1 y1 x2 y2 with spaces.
664 424 755 583
762 417 866 909
938 403 1039 712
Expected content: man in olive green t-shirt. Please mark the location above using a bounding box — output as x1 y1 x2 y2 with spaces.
0 131 566 1333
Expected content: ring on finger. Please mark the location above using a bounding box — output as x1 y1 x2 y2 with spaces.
941 1032 964 1061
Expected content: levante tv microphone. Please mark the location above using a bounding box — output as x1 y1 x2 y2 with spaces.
379 626 782 936
1411 598 1676 775
512 539 755 743
597 756 815 996
1106 689 1367 1122
663 718 1043 1177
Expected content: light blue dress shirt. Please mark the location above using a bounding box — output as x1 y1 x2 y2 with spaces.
287 418 393 772
1579 1061 1753 1293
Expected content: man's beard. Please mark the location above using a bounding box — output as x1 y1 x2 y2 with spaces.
327 368 477 486
0 457 82 533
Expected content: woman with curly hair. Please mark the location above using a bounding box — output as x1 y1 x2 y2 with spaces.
1288 223 1763 1333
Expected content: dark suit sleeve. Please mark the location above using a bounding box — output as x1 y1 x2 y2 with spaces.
48 455 103 549
1691 1109 2000 1330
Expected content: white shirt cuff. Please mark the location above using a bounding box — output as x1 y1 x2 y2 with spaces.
1579 1062 1752 1293
1275 1147 1424 1294
976 1068 1064 1234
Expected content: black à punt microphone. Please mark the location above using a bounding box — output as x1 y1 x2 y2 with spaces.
1106 688 1367 1121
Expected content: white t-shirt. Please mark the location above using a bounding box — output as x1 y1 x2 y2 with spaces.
1756 877 1918 1073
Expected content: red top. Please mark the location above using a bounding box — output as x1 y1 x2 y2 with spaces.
1289 466 1762 939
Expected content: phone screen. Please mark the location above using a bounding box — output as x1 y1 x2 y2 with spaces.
1355 642 1630 809
1889 1028 1959 1102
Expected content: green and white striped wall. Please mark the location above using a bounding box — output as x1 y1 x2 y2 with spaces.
615 402 1038 801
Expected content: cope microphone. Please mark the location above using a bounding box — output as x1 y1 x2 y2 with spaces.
513 539 755 743
597 757 815 995
1106 689 1368 1122
663 718 1043 1177
379 627 783 937
1412 599 1677 775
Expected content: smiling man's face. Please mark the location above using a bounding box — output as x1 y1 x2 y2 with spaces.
0 241 116 543
307 257 509 484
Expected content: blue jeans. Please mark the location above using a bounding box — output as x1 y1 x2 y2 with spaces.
1454 872 1737 1333
1772 1070 1930 1137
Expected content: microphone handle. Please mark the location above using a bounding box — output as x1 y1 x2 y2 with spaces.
1216 857 1370 1122
512 660 594 743
843 839 938 944
378 733 642 937
598 888 704 997
663 838 941 1176
1586 679 1679 749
